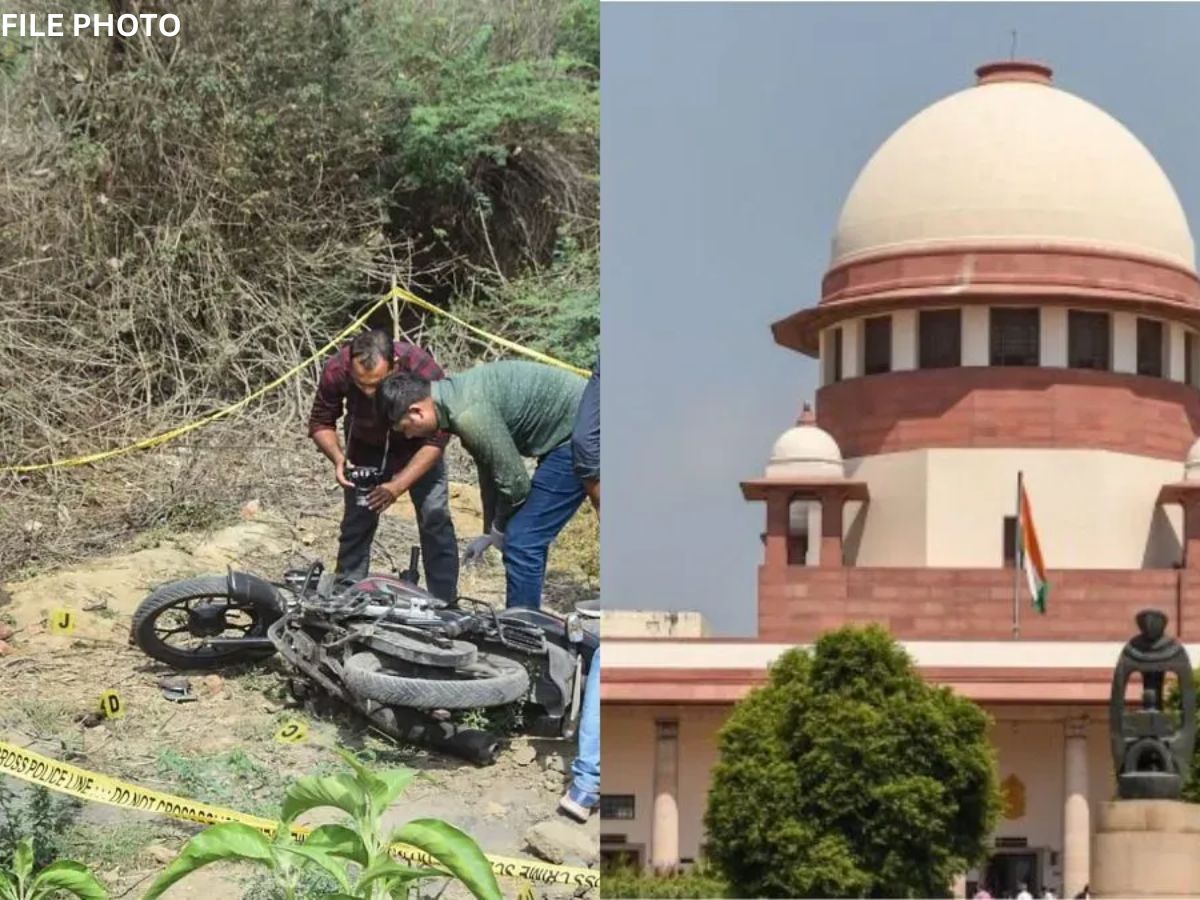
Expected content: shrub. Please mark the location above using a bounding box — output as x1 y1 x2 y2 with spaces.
704 625 1001 899
0 0 598 575
601 861 729 899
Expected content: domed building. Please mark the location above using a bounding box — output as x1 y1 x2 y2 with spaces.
603 61 1200 897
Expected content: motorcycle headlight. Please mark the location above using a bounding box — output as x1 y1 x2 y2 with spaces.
566 613 583 644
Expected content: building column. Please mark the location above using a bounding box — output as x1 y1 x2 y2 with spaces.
1063 715 1090 898
764 492 791 569
1184 500 1200 570
652 719 680 871
1112 313 1137 374
893 309 918 371
1041 307 1067 368
819 490 844 567
1168 322 1187 383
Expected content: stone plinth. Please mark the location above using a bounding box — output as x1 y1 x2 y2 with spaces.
1092 800 1200 897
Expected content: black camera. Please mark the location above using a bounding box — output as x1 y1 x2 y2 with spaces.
345 464 384 507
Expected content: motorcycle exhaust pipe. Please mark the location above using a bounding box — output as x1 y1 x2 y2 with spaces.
207 637 276 650
365 705 499 766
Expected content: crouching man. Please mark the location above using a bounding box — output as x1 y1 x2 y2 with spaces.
378 359 586 610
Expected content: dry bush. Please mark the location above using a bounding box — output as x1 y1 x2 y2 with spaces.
0 0 598 576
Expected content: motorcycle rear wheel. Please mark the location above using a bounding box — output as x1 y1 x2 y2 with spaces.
132 576 280 671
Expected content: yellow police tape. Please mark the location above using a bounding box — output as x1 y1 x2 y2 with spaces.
0 285 591 475
0 739 599 890
390 286 591 379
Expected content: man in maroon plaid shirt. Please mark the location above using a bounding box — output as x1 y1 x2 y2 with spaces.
308 329 458 601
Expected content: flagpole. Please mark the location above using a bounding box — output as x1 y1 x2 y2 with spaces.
1013 470 1023 640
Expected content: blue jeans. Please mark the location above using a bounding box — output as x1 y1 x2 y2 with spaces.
571 646 600 800
502 444 586 609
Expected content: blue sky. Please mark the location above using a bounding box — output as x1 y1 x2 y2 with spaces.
600 2 1200 635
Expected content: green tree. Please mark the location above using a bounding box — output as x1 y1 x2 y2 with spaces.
704 625 1001 899
1164 666 1200 803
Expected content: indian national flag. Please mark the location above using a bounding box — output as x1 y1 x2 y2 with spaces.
1018 478 1049 614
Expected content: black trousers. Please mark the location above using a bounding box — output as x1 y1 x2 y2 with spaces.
336 457 459 602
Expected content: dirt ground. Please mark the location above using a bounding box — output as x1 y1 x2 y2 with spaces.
0 479 599 899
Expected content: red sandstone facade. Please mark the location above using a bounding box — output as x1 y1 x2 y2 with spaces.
815 367 1200 461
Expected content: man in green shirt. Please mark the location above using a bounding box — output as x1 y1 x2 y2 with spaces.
378 360 588 609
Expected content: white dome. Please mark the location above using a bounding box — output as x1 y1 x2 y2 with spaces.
1185 437 1200 481
832 62 1195 273
767 409 844 478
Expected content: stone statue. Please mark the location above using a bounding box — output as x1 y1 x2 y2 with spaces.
1109 609 1196 799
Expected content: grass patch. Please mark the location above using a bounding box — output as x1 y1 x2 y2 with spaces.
242 867 341 900
61 820 166 871
155 748 288 818
4 698 75 743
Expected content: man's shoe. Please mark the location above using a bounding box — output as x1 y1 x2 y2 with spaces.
558 784 597 823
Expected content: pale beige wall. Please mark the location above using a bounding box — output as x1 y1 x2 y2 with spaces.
1112 312 1137 374
600 706 730 864
893 309 917 371
922 449 1183 567
842 448 1183 567
842 452 928 565
990 719 1065 854
603 611 712 639
1042 308 1067 367
601 708 656 854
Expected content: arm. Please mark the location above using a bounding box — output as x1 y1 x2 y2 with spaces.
312 428 345 467
571 360 600 514
389 444 442 494
477 462 498 534
308 357 354 489
366 443 444 512
457 406 530 533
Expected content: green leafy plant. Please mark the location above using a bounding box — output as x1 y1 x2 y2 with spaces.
0 782 81 870
704 625 1001 899
144 750 502 900
0 838 107 900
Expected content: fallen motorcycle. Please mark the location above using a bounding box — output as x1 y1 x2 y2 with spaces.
129 549 598 766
